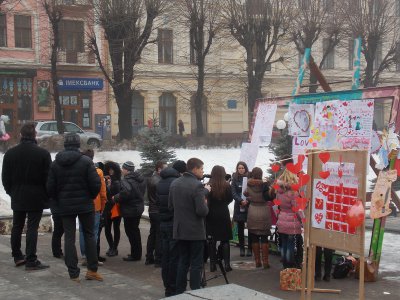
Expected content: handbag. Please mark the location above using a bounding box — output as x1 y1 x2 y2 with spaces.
280 268 301 291
111 203 121 219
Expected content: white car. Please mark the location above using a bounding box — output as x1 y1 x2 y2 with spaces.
34 120 102 148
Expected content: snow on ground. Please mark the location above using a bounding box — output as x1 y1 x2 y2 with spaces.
0 147 273 216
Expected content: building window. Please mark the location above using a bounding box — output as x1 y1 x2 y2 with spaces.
14 15 32 48
59 20 85 52
158 29 173 64
0 14 6 47
373 44 382 70
227 99 237 109
348 39 354 70
322 38 334 69
159 92 176 133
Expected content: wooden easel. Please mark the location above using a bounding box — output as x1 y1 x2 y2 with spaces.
301 150 368 300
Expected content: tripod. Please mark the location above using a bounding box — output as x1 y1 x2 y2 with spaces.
201 239 229 287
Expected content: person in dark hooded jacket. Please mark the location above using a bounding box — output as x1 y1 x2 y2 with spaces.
103 161 122 257
47 133 102 282
156 160 187 297
112 161 145 261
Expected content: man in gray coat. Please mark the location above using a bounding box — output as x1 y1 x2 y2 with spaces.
168 157 209 294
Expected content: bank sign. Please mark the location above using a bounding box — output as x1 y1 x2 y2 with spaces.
58 78 103 90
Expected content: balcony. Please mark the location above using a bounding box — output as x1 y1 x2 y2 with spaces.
57 51 96 65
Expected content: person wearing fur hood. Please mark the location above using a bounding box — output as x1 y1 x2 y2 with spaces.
243 167 273 269
275 169 302 269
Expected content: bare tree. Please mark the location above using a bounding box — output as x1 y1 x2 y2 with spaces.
343 0 400 88
43 0 64 134
174 0 221 137
224 0 291 123
88 0 166 140
291 0 347 93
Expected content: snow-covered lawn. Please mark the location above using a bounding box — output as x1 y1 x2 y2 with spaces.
0 147 273 216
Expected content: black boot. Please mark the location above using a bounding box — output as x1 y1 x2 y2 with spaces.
240 247 245 257
221 242 232 272
208 240 217 272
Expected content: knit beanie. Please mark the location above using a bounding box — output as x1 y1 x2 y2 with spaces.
172 160 187 173
122 161 135 172
64 133 80 149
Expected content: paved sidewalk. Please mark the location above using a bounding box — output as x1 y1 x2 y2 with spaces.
365 216 400 234
0 219 399 300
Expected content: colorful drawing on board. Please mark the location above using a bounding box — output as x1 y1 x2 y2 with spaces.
288 104 314 137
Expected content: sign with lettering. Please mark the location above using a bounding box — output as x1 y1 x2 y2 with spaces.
58 78 103 90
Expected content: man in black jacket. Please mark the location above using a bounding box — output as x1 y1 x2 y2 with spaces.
157 160 186 297
113 161 145 261
47 133 102 282
2 123 51 270
145 161 167 266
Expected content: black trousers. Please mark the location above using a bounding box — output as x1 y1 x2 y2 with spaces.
51 214 64 256
62 212 98 279
104 215 121 250
146 212 161 263
11 210 43 263
315 247 334 277
237 221 251 248
124 216 142 259
160 222 178 297
176 240 204 294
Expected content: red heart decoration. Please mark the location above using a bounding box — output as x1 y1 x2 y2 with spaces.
273 199 281 206
301 218 306 224
322 191 329 196
273 184 280 190
300 191 306 198
298 173 310 186
314 213 323 224
271 163 280 173
338 169 343 178
318 152 330 164
286 163 301 175
296 197 308 210
319 170 330 179
292 206 300 213
291 184 300 191
297 155 306 165
367 102 373 107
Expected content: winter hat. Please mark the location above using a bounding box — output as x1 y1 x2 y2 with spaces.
172 160 187 173
122 161 135 172
64 133 80 148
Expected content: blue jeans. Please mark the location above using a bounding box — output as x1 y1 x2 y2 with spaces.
175 240 204 294
79 211 100 257
160 222 179 297
279 233 295 268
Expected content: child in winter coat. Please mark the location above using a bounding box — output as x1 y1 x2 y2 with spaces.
276 169 302 269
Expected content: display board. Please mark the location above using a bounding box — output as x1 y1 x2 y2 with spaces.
302 149 368 300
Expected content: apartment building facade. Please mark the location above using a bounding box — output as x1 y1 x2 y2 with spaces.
0 0 108 138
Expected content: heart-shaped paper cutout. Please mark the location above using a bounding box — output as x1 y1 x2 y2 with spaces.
322 191 329 196
273 199 281 206
294 110 311 133
292 206 300 213
315 213 323 224
301 218 306 224
338 169 343 178
286 163 301 175
297 155 306 165
298 173 310 186
291 183 300 191
271 163 280 173
318 152 330 164
319 170 330 179
273 184 280 190
296 197 308 210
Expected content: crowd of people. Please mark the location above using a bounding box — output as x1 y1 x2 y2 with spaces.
1 122 334 296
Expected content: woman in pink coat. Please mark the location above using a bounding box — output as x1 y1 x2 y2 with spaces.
276 169 302 269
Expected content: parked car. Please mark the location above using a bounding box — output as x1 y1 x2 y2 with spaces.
34 120 102 148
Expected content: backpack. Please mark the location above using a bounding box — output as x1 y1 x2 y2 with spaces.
332 256 354 279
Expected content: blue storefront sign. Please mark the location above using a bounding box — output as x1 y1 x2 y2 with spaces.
58 78 103 90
